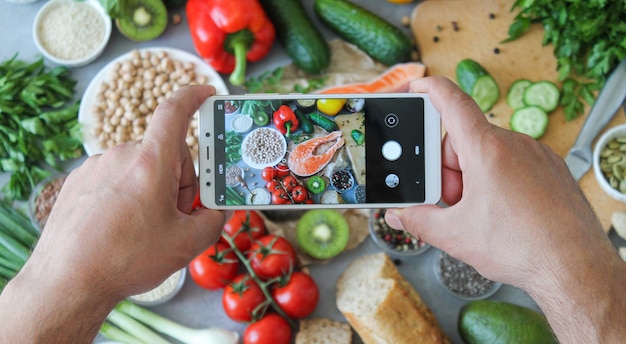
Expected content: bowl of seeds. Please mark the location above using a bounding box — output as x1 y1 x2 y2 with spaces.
368 209 430 257
434 250 501 301
593 124 626 203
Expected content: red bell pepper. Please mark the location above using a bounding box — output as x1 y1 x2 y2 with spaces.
186 0 275 85
273 105 299 137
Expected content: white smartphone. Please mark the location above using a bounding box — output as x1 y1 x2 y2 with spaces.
198 93 441 209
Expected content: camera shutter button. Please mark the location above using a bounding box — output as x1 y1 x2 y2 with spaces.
382 141 402 161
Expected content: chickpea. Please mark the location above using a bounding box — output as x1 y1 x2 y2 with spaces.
130 50 141 60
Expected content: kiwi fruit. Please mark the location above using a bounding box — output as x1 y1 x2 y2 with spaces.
296 210 349 259
115 0 168 42
253 111 269 126
307 176 326 194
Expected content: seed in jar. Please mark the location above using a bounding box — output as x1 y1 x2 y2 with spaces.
34 176 67 230
225 165 243 187
372 209 426 252
439 251 497 298
36 0 106 61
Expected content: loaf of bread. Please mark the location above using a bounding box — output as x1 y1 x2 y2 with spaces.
295 318 352 344
336 253 450 344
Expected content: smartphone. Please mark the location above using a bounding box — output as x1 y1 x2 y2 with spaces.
198 93 441 209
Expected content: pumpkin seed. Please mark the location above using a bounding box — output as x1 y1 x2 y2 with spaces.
600 135 626 194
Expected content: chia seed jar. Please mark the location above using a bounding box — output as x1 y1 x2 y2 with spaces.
368 209 430 257
434 249 501 301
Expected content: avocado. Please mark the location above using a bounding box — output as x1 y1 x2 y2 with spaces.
459 300 558 344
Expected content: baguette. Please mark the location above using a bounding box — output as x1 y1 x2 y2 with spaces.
336 253 450 344
295 318 352 344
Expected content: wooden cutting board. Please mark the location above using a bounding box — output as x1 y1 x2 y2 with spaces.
411 0 626 232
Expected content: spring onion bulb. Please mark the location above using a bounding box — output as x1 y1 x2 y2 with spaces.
112 300 239 344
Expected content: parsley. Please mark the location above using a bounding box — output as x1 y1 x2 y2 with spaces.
0 55 83 201
504 0 626 120
244 66 328 94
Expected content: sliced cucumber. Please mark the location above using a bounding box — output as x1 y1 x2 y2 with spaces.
510 106 549 139
523 81 560 113
456 59 500 112
506 79 532 110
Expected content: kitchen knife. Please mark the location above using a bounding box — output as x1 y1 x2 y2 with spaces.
564 59 626 181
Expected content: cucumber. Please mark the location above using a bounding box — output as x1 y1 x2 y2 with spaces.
459 300 558 344
510 106 549 139
506 79 532 110
295 109 314 134
523 81 561 113
309 112 338 131
259 0 330 74
314 0 412 66
456 59 500 112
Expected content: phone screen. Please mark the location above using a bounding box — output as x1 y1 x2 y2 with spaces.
209 95 429 207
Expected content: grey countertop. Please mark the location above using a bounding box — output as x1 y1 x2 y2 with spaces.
1 0 600 343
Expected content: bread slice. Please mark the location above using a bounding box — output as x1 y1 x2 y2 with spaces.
336 253 450 344
295 318 352 344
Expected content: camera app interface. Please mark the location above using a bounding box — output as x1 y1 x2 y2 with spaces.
212 96 426 206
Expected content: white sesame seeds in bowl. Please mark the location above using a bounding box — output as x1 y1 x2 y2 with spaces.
33 0 112 68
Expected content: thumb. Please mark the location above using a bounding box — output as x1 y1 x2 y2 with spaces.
187 208 225 255
385 206 453 249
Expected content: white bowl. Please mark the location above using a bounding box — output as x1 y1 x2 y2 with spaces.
33 0 111 68
128 268 186 306
593 124 626 203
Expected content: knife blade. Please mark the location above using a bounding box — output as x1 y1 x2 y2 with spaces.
565 59 626 181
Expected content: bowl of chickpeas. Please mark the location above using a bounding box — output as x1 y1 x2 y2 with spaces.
78 48 230 160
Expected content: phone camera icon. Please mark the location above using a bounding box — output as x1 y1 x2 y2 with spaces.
384 113 399 128
385 173 400 188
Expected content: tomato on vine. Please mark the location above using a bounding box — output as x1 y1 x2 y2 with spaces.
220 210 266 251
281 175 298 192
222 274 267 323
243 313 292 344
271 189 291 205
189 243 239 290
290 185 308 203
247 235 298 280
272 272 319 319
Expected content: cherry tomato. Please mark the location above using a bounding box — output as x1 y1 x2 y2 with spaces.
271 272 319 319
271 189 291 204
275 163 290 177
261 167 277 182
265 179 281 193
222 274 267 322
243 313 292 344
247 235 298 280
220 210 266 252
281 175 298 192
189 243 239 290
290 185 308 203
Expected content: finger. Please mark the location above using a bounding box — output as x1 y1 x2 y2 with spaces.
143 85 215 161
409 76 490 155
188 208 225 254
441 166 463 205
385 206 457 250
177 148 198 213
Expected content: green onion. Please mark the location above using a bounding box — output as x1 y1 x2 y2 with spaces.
100 321 145 344
115 301 239 344
107 308 170 344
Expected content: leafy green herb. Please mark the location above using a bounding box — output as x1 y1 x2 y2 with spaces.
504 0 626 120
0 201 39 292
244 66 328 94
0 55 83 201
